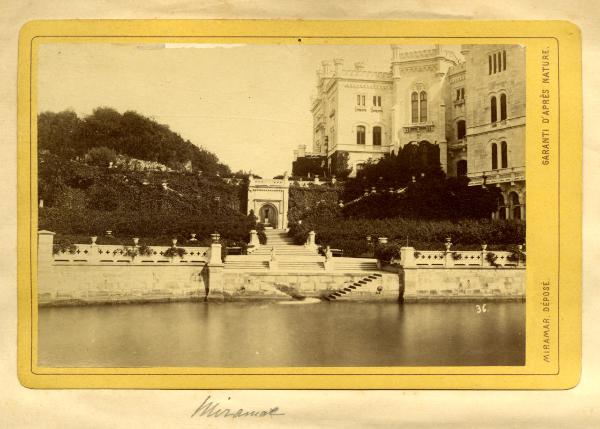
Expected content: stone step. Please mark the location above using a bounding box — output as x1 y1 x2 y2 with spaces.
224 261 269 270
277 262 324 271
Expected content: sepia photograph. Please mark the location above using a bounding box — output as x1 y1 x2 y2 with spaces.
35 41 526 368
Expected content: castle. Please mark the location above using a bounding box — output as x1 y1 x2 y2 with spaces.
293 44 525 220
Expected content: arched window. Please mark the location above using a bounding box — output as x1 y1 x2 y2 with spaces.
456 160 467 177
497 52 502 71
491 96 497 123
489 55 492 75
503 50 507 71
411 92 419 123
419 91 428 122
373 126 382 145
493 53 497 73
510 192 521 220
491 143 498 170
498 195 507 220
457 120 466 140
501 141 508 168
500 93 507 120
356 125 366 145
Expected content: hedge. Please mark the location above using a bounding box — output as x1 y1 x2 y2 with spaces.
289 217 525 257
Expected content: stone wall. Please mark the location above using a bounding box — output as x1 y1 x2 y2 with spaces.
212 271 401 301
38 264 208 306
401 266 525 301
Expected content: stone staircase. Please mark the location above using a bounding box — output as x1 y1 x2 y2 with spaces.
251 229 318 257
224 229 380 274
323 273 383 301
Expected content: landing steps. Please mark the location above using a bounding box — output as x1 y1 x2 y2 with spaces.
323 273 383 301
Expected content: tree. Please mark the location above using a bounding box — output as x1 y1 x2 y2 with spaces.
38 108 232 176
37 110 82 158
86 146 117 167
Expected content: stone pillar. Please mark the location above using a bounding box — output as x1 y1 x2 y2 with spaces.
248 229 260 248
38 230 55 268
206 236 225 301
306 231 316 250
399 246 416 268
444 238 454 267
89 235 99 263
324 245 334 271
481 244 488 267
38 230 55 298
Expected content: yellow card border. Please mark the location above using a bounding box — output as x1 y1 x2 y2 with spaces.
17 20 582 389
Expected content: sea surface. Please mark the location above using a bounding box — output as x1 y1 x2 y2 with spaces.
38 301 525 367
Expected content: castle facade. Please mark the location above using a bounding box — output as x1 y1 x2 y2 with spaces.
294 44 525 220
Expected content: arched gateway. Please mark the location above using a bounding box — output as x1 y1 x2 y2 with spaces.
247 175 289 229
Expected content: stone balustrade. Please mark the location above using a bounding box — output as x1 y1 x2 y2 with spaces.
399 246 525 268
41 231 209 265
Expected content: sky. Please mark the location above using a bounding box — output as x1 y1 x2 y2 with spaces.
38 42 460 177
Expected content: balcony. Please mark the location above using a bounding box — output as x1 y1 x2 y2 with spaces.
467 166 525 186
403 122 434 133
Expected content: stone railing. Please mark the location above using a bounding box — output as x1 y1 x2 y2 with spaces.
399 246 525 268
40 231 209 265
467 166 525 187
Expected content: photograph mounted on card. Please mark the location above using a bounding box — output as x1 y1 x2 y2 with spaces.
16 20 581 389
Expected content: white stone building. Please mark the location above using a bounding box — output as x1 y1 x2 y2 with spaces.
295 44 526 219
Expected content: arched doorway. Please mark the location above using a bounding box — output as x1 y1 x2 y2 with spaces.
259 203 278 227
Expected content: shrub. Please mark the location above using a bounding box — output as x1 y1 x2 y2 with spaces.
374 244 401 264
163 247 187 258
86 146 117 167
52 238 77 255
485 252 500 267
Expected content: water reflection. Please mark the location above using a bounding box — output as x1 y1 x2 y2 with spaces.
38 301 525 367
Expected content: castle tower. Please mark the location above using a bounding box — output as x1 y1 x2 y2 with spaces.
390 44 458 172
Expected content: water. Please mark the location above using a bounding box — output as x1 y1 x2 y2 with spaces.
38 301 525 367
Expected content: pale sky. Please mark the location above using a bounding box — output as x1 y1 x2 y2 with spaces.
38 43 460 177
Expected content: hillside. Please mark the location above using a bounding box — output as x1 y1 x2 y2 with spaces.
38 153 255 246
38 107 231 175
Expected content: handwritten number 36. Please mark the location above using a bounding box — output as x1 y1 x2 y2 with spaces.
476 304 487 313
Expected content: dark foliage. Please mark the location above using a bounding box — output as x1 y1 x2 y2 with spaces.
39 154 258 246
292 155 327 178
38 108 231 175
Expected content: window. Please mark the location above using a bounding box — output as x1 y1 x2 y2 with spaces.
411 90 428 122
491 143 498 170
456 89 460 101
411 92 419 123
357 95 365 106
356 126 366 145
500 93 507 120
497 195 507 220
357 95 361 106
461 88 465 99
362 95 366 106
372 95 382 107
510 192 521 220
491 96 497 123
456 160 467 177
356 162 365 172
419 91 428 122
457 120 466 140
501 141 508 168
489 50 507 74
373 126 382 145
